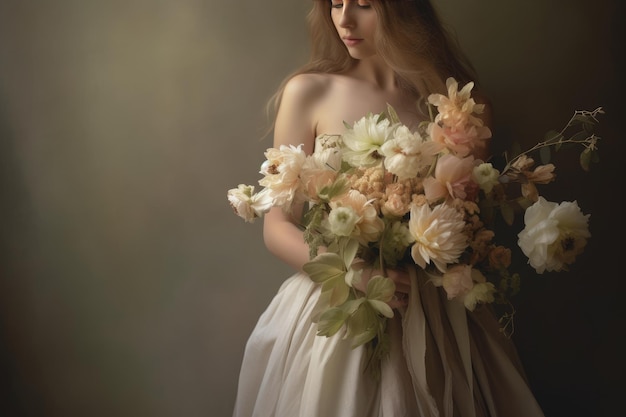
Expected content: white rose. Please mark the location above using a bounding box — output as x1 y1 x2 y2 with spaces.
517 197 591 273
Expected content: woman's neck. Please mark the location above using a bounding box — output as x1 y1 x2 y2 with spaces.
349 56 398 91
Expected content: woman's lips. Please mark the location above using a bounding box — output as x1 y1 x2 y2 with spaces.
343 37 363 46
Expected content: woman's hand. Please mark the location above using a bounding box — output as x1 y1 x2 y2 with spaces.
351 259 411 309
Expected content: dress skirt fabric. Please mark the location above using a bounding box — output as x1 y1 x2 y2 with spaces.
232 267 545 417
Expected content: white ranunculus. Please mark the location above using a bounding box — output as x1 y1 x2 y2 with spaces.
517 197 591 273
328 206 360 237
472 162 500 194
341 113 395 167
381 125 434 180
409 203 468 273
227 185 273 223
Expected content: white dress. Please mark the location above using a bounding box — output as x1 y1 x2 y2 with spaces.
232 137 546 417
232 269 545 417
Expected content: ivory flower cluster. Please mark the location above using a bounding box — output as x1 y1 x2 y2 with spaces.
227 77 601 349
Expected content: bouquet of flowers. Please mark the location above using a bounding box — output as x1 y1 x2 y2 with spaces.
227 77 603 360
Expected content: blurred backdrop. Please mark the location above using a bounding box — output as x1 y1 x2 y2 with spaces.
0 0 623 416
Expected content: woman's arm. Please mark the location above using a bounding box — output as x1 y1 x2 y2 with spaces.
263 74 324 272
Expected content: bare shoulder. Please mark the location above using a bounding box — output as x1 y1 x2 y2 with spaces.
281 73 334 115
274 73 336 152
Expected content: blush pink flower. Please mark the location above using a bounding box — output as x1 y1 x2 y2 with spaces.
426 77 492 157
428 121 491 158
423 154 477 202
429 265 495 310
300 154 341 203
440 264 474 299
428 77 487 131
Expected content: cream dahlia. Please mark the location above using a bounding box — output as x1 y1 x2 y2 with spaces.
409 202 469 272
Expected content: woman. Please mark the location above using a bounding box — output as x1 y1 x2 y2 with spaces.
232 1 545 416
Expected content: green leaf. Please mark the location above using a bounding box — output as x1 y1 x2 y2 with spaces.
539 145 551 164
327 281 350 307
544 129 564 143
580 148 592 171
500 201 515 226
574 113 599 133
510 272 521 294
341 237 360 268
368 300 394 318
569 130 592 142
385 103 401 124
344 267 360 287
304 232 324 259
554 141 563 152
346 304 379 348
342 298 366 315
350 326 378 348
303 253 345 284
582 122 596 134
302 252 351 306
591 149 600 163
572 113 596 127
319 177 349 201
366 275 395 302
514 196 533 211
316 307 349 337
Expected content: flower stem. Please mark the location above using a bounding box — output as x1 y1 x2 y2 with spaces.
501 107 603 175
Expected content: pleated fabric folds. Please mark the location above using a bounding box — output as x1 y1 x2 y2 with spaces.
232 268 545 417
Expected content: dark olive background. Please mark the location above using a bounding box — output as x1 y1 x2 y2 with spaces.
0 1 623 416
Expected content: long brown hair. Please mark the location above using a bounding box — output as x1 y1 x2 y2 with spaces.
265 0 481 131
